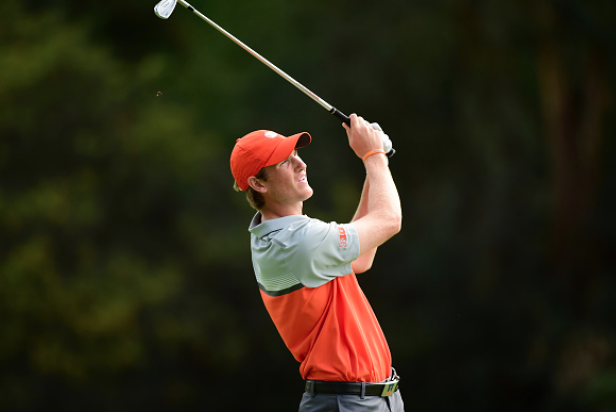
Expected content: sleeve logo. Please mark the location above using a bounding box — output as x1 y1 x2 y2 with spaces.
338 226 347 248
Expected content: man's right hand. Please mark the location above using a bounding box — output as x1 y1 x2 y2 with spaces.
343 114 384 160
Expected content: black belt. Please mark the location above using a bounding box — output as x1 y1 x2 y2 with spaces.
305 379 400 398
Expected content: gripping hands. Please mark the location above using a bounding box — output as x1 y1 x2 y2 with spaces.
344 114 394 163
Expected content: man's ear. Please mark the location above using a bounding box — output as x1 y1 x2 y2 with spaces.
247 176 267 194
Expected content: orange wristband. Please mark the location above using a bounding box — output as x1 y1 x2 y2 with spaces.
362 149 386 162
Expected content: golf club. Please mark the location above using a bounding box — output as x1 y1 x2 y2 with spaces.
154 0 395 157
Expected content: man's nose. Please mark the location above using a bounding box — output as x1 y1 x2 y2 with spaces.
294 156 306 168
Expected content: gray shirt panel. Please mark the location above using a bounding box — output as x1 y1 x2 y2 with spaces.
249 213 361 292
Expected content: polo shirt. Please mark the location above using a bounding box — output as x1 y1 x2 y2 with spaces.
249 212 392 383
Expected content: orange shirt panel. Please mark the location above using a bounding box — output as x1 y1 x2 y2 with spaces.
260 273 391 382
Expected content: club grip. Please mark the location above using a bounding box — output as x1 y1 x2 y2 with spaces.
330 107 350 126
330 107 395 158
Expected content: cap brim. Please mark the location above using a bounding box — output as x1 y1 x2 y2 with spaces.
263 132 311 167
295 132 311 149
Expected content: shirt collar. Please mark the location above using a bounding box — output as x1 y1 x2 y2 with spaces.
249 212 308 238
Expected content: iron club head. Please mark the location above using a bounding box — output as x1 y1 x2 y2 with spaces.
154 0 177 19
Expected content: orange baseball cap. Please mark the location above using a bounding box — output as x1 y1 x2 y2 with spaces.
230 130 312 191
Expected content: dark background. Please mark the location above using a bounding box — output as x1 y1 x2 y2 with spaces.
1 0 615 410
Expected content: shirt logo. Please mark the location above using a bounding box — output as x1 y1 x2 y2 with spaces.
338 226 347 248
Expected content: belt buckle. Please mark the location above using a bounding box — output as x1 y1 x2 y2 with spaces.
380 381 398 397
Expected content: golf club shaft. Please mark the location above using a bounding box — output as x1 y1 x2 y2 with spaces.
177 0 351 125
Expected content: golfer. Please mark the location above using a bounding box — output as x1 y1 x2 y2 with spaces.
230 114 404 412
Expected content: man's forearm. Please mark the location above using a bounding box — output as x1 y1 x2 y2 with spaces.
364 154 402 229
350 153 402 255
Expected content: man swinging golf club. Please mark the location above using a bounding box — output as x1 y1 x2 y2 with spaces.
230 114 404 412
155 3 403 409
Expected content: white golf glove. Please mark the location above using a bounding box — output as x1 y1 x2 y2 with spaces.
370 122 393 156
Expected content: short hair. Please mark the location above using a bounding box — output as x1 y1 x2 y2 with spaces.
234 167 268 210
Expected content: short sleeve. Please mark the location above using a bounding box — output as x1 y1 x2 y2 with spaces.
280 218 361 288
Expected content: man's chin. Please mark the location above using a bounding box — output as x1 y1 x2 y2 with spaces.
302 187 314 201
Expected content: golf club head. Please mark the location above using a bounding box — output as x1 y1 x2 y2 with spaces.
154 0 177 19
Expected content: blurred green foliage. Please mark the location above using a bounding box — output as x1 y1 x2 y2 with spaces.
1 0 615 411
